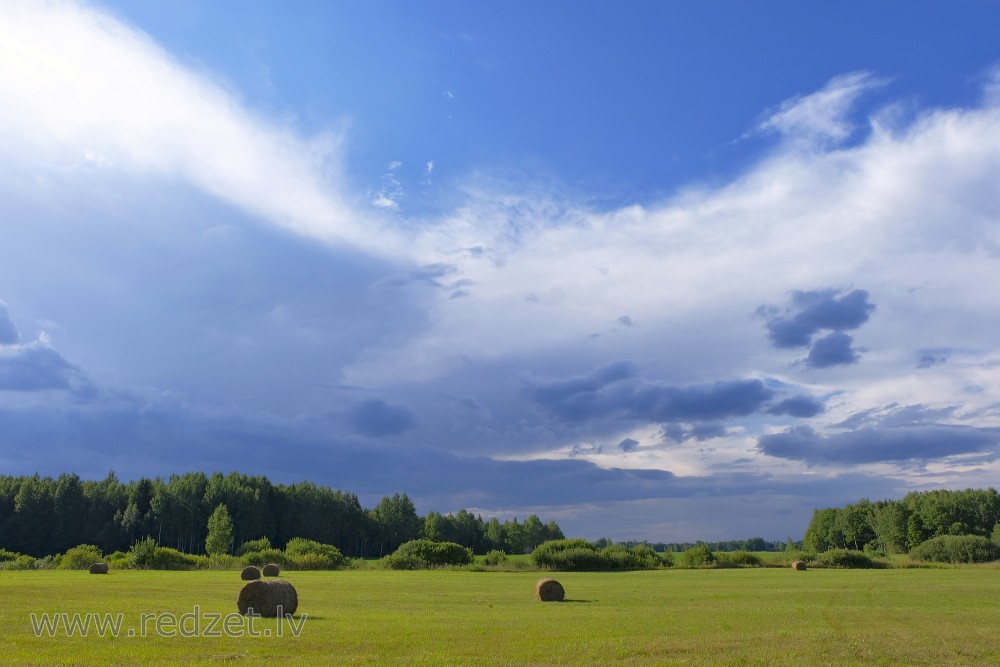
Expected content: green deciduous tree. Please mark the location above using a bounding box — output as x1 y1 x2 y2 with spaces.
205 504 234 556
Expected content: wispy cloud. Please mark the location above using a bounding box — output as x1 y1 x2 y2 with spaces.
0 0 397 254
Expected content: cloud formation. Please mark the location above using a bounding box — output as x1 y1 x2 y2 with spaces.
0 0 393 254
350 399 417 438
758 424 1000 465
523 362 780 427
761 289 875 349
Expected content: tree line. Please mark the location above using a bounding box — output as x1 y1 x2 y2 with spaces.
0 471 563 558
804 487 1000 553
617 537 798 553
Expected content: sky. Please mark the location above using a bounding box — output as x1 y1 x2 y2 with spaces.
1 0 1000 542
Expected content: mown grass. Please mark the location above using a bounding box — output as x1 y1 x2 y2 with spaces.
2 567 999 665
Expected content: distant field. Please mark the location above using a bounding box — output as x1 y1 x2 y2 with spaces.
3 568 999 665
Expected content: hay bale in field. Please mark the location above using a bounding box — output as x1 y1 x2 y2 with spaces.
241 565 262 580
237 579 298 617
89 562 109 574
535 577 565 602
262 563 280 577
791 560 807 571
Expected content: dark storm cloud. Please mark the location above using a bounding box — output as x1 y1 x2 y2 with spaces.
0 301 19 344
758 424 1000 464
662 423 727 443
349 399 417 437
805 332 861 368
523 362 775 424
767 395 826 418
917 350 950 369
0 341 90 393
760 288 875 348
619 438 639 452
689 423 727 441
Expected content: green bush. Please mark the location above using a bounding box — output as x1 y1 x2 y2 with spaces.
236 537 273 556
1 554 39 570
392 539 473 567
148 547 206 570
910 535 1000 564
58 544 103 570
127 538 205 570
481 549 508 566
682 543 717 568
384 553 424 570
599 544 665 570
531 539 598 570
630 544 670 567
812 549 882 569
532 539 666 571
716 550 762 568
128 538 158 568
207 554 244 570
288 553 342 570
284 538 346 567
0 548 23 563
243 548 288 568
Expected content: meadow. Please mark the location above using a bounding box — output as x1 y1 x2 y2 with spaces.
2 567 999 666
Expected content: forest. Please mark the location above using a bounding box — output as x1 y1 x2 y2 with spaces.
803 487 1000 553
0 471 564 558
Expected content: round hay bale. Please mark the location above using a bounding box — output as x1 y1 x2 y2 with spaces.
535 577 565 602
262 563 280 577
237 579 298 617
89 562 109 574
791 560 807 571
241 565 262 580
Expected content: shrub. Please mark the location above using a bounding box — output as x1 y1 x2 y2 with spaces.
288 553 341 570
236 537 273 556
863 542 888 558
812 548 882 569
910 535 1000 564
207 554 244 570
1 555 39 570
532 539 666 571
716 551 762 568
384 553 425 570
284 538 346 567
599 544 665 570
682 543 717 568
128 537 205 570
243 548 288 568
392 539 473 567
58 544 104 570
0 548 23 563
482 550 508 566
107 554 134 570
128 538 158 568
147 547 206 570
531 539 598 569
630 544 668 568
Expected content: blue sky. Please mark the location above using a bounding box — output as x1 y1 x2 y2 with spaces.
1 0 1000 542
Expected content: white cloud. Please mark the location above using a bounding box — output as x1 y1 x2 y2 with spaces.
0 0 401 255
753 71 887 146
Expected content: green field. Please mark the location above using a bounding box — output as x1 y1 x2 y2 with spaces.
2 568 999 666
